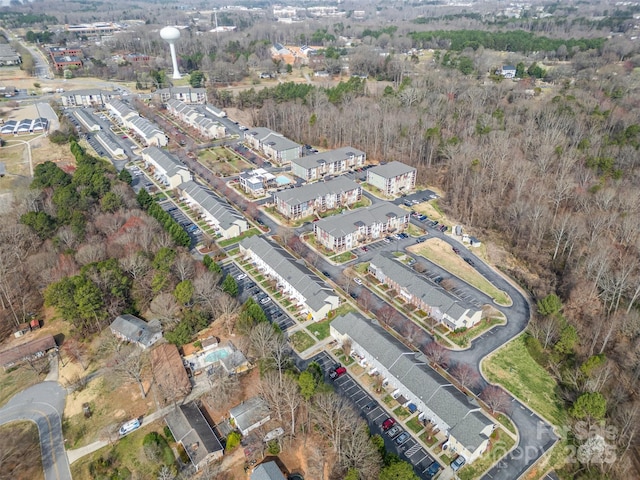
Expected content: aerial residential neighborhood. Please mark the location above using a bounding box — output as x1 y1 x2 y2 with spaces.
0 2 636 480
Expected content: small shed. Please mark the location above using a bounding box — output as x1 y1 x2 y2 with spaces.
230 396 271 436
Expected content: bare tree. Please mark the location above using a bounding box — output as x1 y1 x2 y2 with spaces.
149 293 180 329
341 338 352 357
119 251 151 280
193 270 222 315
311 391 360 457
205 366 240 408
109 346 149 399
339 420 382 480
376 304 397 327
75 242 107 266
451 363 480 391
214 293 240 335
172 252 195 282
480 385 511 414
423 341 450 367
249 322 280 360
62 339 90 370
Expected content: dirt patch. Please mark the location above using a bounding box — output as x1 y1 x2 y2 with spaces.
0 421 44 480
64 376 103 418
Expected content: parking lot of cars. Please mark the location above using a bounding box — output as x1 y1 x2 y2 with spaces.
311 351 441 479
158 200 203 245
223 262 296 331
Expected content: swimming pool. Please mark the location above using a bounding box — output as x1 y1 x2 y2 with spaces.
275 175 291 186
204 348 231 364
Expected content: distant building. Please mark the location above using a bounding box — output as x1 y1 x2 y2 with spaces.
313 202 409 252
166 99 226 139
155 87 208 104
165 402 223 470
106 99 138 123
179 180 248 239
274 176 362 220
290 146 366 181
109 314 162 349
141 147 192 188
229 396 271 436
61 89 114 108
0 44 21 66
244 127 301 165
125 53 150 63
499 65 517 78
73 109 101 131
65 22 121 34
204 105 226 118
366 161 417 196
128 116 168 147
48 46 83 58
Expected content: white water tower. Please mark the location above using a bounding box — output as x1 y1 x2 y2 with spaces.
160 26 182 79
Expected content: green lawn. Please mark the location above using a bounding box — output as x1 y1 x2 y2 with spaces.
458 428 516 480
289 331 316 352
217 228 260 247
307 318 331 340
419 430 439 447
382 394 394 407
330 251 357 264
393 405 411 420
406 417 425 434
449 317 506 347
483 335 566 426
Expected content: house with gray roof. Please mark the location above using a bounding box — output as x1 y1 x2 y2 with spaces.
244 127 301 165
274 176 361 219
73 109 100 131
179 180 248 239
61 89 114 107
368 252 482 330
330 312 495 463
238 168 276 196
290 146 366 181
106 99 138 123
366 161 417 196
109 314 162 349
166 99 226 139
165 402 223 470
128 116 168 147
239 236 340 321
95 132 125 157
313 202 409 252
229 396 271 436
251 461 286 480
141 147 192 188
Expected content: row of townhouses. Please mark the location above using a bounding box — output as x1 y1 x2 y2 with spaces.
179 180 249 240
244 127 302 165
239 236 340 321
330 312 495 464
166 99 227 139
141 147 192 188
60 87 209 108
313 201 409 252
106 99 168 147
274 176 362 219
369 253 483 331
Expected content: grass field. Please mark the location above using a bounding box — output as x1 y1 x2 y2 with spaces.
483 335 566 426
307 318 331 340
198 147 253 176
408 238 511 306
0 365 47 407
458 427 516 480
289 331 316 352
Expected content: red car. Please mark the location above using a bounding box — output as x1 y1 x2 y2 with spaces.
330 366 347 380
382 418 396 431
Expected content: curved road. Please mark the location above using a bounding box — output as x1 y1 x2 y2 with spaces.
0 381 71 480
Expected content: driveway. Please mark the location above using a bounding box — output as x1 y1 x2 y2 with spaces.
0 381 71 480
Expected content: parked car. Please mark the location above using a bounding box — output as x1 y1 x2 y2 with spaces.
416 237 425 244
260 297 272 305
386 425 402 438
354 277 363 285
360 246 369 252
395 432 410 446
381 418 396 431
464 258 475 267
329 366 347 380
236 273 247 280
451 455 466 472
119 418 141 436
434 276 443 284
425 461 441 479
322 271 331 278
452 247 460 254
363 400 377 411
439 225 448 232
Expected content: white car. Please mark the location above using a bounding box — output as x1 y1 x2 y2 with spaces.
119 418 141 436
236 273 247 280
260 297 272 305
354 278 363 285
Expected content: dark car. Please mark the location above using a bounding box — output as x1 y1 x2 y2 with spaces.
434 276 443 284
452 247 460 254
363 401 377 411
329 366 347 380
439 225 448 232
425 461 441 479
256 219 265 226
350 292 358 299
322 271 331 278
464 258 475 267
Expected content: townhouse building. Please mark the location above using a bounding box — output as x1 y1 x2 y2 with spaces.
244 127 301 165
313 202 409 252
330 312 495 464
61 89 114 107
239 236 340 321
155 87 208 104
141 147 192 188
166 99 226 139
368 253 483 330
273 176 361 219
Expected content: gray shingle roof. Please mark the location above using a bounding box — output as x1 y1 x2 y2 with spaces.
157 87 207 95
229 396 270 433
331 312 493 451
273 176 360 206
314 201 407 238
95 131 123 153
246 127 300 152
179 180 247 232
73 109 99 127
368 161 416 179
107 99 138 119
110 314 161 347
142 147 187 177
291 146 365 170
240 236 335 312
369 252 473 322
165 402 223 467
129 116 164 140
251 461 286 480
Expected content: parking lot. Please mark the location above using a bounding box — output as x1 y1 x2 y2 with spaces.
311 351 441 480
158 200 204 246
223 262 296 331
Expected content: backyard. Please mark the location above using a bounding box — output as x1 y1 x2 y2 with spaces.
407 238 511 306
306 318 331 340
198 146 253 177
483 335 566 427
289 330 316 352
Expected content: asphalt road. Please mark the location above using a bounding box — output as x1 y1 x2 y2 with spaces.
0 381 71 480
